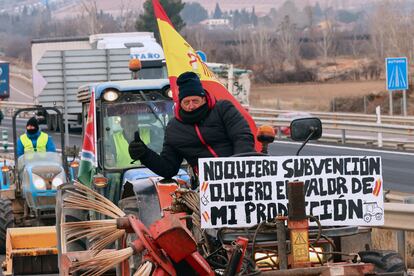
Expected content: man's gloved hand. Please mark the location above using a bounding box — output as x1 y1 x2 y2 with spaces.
128 131 148 160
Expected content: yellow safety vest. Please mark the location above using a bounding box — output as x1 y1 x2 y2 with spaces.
20 132 48 153
113 128 151 167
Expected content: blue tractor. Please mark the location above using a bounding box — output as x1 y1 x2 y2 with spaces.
56 78 191 262
75 78 189 204
0 107 69 255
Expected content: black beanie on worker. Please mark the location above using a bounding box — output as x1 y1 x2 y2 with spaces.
177 71 206 102
26 117 39 135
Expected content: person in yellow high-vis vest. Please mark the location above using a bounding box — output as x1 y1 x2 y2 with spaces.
16 117 56 157
113 116 151 167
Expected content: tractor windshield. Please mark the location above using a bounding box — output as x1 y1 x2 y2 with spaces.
102 100 174 170
18 152 62 171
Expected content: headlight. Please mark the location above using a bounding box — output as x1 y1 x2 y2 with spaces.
164 88 173 99
32 173 46 190
309 247 323 263
254 252 278 268
103 90 119 102
52 171 65 189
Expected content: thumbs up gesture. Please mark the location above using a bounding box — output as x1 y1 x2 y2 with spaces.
128 131 148 160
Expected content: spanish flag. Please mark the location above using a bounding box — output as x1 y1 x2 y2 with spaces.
152 0 260 151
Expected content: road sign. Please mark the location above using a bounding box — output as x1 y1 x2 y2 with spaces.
386 57 408 91
196 50 207 62
0 62 9 99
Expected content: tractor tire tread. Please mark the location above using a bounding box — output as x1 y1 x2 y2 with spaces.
381 252 406 272
359 249 406 273
0 198 14 253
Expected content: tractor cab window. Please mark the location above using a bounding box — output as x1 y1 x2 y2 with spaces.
102 100 174 170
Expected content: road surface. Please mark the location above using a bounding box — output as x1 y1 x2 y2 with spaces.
0 117 412 193
269 140 414 193
9 74 34 103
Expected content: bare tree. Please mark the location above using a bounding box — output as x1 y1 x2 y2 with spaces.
118 0 138 32
235 27 251 66
249 27 271 65
315 14 337 62
80 0 101 34
185 26 207 51
277 15 301 69
369 1 414 61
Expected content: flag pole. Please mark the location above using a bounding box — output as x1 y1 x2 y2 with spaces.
92 89 97 166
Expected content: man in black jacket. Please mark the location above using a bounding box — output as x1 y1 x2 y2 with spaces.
128 71 255 179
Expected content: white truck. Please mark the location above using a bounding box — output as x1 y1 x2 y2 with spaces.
32 32 251 131
31 32 167 131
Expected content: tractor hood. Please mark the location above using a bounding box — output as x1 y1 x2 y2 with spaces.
120 167 190 227
122 167 189 184
18 152 62 171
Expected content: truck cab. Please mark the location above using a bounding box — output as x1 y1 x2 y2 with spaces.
33 32 169 131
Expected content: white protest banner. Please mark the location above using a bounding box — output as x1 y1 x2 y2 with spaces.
198 156 384 229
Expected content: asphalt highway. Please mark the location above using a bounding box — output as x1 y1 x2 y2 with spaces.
269 140 414 193
0 116 412 193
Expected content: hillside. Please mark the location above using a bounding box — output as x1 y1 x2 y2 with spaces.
50 0 382 18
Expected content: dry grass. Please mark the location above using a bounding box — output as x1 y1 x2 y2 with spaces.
250 80 385 111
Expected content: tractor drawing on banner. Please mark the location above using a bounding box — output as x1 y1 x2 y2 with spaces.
363 201 383 223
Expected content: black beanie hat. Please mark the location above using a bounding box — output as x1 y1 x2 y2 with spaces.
26 117 39 132
177 71 205 102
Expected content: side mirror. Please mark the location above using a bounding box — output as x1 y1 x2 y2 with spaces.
290 117 322 142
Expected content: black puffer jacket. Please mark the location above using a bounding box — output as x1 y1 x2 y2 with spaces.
140 99 255 178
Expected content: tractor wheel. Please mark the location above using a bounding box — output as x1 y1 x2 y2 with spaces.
359 250 406 273
0 198 14 254
56 184 88 255
363 214 371 223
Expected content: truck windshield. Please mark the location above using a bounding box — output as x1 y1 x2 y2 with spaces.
102 100 174 170
138 66 168 79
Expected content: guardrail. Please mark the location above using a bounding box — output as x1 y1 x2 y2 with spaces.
0 101 36 107
380 199 414 266
254 116 414 135
253 114 414 150
0 101 38 117
383 203 414 231
250 108 414 125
